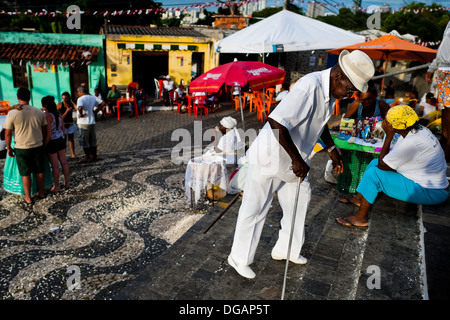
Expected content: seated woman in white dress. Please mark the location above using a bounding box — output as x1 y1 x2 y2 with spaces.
185 117 243 202
208 116 243 164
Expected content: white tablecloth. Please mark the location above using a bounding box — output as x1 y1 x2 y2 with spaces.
185 154 233 204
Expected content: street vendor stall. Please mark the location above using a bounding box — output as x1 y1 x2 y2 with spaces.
331 117 399 193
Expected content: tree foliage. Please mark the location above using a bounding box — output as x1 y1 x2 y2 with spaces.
316 8 372 31
381 2 449 42
316 2 449 43
248 3 303 25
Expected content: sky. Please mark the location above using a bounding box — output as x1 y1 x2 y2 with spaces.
157 0 450 14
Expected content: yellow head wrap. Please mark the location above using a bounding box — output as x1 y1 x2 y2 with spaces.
386 105 419 130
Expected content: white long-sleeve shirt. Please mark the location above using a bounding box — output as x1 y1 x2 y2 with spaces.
428 21 450 73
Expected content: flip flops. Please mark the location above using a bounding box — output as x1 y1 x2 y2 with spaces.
338 196 361 207
336 217 368 229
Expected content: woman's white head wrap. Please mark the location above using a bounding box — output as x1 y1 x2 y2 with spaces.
220 116 238 129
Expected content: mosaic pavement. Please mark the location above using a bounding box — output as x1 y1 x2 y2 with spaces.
0 149 209 300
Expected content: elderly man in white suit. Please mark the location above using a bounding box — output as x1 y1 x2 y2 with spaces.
228 50 375 279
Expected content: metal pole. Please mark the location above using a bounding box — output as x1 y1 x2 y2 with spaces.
371 63 431 80
239 89 245 131
380 53 389 97
262 53 266 121
281 178 302 300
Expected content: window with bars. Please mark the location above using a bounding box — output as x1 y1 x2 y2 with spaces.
12 64 31 89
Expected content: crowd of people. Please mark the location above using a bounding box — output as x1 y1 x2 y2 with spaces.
1 85 104 204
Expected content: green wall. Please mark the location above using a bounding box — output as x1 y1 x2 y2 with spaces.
0 32 105 107
0 61 14 104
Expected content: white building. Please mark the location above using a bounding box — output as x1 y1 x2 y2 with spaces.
240 0 267 15
161 10 182 19
306 1 325 18
181 9 206 25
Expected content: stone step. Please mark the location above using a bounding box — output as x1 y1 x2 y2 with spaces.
354 196 425 300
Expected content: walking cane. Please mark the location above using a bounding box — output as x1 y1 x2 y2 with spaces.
281 177 302 300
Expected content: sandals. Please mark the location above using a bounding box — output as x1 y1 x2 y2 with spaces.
338 196 361 207
336 217 368 229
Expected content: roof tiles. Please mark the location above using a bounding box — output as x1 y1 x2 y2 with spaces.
104 25 207 38
0 43 101 62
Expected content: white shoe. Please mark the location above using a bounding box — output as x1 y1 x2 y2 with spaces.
227 255 256 279
271 247 307 264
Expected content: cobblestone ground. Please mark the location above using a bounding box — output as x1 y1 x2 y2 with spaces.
0 105 264 300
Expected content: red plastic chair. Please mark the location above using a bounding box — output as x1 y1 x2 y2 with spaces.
209 97 220 113
194 96 208 117
174 92 184 114
207 94 220 114
128 82 138 96
137 92 148 115
233 95 244 110
129 83 148 115
253 92 270 122
168 90 178 111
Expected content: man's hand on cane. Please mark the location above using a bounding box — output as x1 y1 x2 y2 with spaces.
291 155 309 183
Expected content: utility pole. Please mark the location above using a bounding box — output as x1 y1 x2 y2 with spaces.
283 0 290 10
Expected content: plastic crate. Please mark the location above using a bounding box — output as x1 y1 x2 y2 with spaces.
337 149 379 194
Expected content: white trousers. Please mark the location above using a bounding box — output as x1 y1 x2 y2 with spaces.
229 163 311 267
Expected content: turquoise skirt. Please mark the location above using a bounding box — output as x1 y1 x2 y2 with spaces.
356 159 449 205
3 139 54 195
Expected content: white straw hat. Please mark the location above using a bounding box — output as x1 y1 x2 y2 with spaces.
338 49 375 93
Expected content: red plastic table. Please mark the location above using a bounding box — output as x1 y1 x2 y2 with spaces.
116 98 138 120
